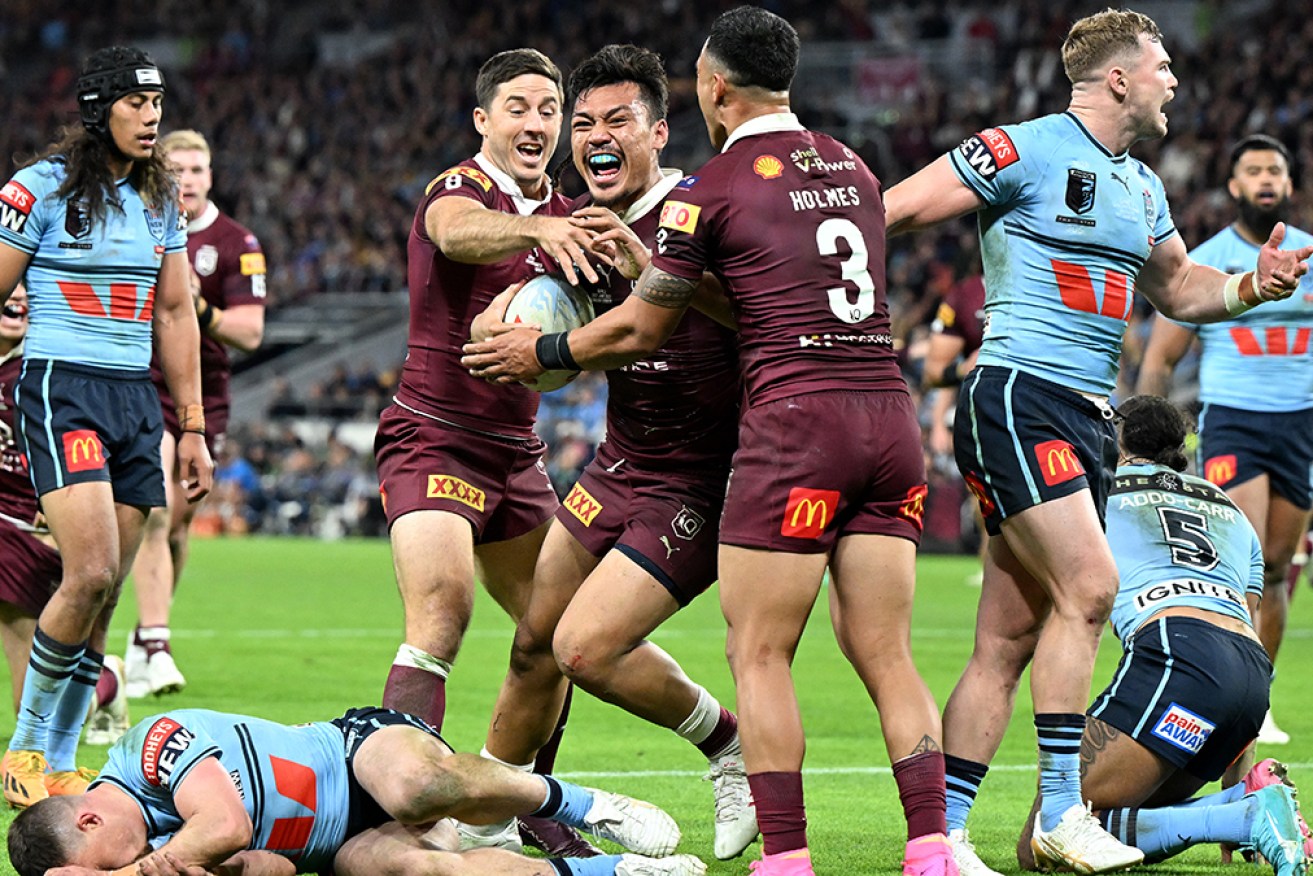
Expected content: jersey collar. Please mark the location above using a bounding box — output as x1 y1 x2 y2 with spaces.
619 169 684 225
473 153 555 216
188 201 220 233
1063 112 1128 163
722 112 804 153
0 341 21 367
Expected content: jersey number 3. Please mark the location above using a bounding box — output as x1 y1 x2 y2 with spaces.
817 218 875 324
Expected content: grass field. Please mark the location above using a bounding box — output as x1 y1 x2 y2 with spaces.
3 537 1310 875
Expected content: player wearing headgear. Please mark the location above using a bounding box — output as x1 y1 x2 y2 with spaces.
1137 134 1313 747
0 45 212 809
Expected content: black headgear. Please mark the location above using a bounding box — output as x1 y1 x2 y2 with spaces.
76 46 166 138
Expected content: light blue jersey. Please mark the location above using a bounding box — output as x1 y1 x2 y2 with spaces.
0 159 185 370
1179 224 1313 412
949 113 1176 395
1106 464 1263 643
90 710 351 873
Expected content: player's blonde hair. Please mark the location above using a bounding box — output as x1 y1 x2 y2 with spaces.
1062 8 1163 84
160 128 210 157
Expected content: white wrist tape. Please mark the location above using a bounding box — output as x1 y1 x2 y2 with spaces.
1223 271 1257 316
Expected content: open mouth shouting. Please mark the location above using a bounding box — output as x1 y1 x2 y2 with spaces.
586 151 623 185
516 138 546 168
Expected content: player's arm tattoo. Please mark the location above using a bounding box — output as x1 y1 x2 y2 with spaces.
1079 718 1118 782
909 735 942 755
635 269 698 310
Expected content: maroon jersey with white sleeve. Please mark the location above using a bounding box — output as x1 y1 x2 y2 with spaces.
396 155 572 439
151 203 267 414
0 352 37 524
583 173 740 471
652 114 904 407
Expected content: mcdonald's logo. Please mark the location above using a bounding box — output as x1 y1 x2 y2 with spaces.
899 484 929 527
563 482 603 526
781 487 841 539
963 471 996 516
1204 454 1237 487
426 474 486 511
1034 439 1084 487
62 430 105 473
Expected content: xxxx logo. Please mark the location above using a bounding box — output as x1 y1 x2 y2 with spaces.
564 482 603 526
426 474 485 511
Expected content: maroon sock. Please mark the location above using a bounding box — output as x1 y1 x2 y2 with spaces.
892 750 948 840
534 683 574 774
749 771 808 855
95 665 118 709
383 665 447 731
695 707 739 759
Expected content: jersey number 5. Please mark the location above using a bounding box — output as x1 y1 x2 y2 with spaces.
1157 507 1219 571
817 218 875 324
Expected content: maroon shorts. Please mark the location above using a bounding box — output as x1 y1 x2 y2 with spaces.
374 404 557 543
160 396 229 459
720 390 927 553
0 518 61 616
557 442 728 606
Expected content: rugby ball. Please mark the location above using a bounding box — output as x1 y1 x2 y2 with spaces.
504 273 597 392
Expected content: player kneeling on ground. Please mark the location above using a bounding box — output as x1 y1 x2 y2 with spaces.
6 706 704 876
984 397 1308 876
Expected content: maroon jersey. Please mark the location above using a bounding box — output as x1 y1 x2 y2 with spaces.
151 203 267 413
0 353 37 524
652 116 905 407
581 176 740 470
396 156 572 439
932 274 985 355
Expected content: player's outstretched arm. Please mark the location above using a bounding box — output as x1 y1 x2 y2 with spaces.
1138 225 1313 323
136 850 296 876
1134 315 1195 398
428 198 601 285
883 155 985 237
155 251 214 502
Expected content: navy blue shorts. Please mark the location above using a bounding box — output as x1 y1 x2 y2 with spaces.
1198 404 1313 510
14 359 165 508
330 707 451 841
954 366 1118 536
1088 616 1270 781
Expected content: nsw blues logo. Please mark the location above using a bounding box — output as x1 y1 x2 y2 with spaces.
144 207 166 242
1150 703 1214 754
1065 169 1097 214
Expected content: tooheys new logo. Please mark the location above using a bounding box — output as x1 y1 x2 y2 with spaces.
957 128 1019 180
0 181 35 234
141 717 197 787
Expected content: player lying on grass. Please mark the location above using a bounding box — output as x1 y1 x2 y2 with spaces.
6 706 704 876
960 396 1309 876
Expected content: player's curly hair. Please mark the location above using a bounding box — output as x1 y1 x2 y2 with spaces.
706 6 800 93
7 796 80 876
568 45 669 124
1062 8 1164 84
475 48 563 110
1118 395 1190 472
24 47 177 228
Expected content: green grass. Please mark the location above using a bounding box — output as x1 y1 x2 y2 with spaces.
3 539 1311 874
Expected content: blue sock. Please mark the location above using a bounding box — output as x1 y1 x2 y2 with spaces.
46 649 102 771
1169 784 1247 809
1098 796 1254 862
945 754 989 832
549 855 625 876
531 775 597 828
9 628 85 754
1035 713 1085 831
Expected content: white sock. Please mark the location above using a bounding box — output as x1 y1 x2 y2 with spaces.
137 625 170 642
480 745 535 772
674 685 722 746
393 643 452 678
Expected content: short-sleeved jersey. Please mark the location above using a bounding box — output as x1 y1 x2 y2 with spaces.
0 350 37 524
1177 224 1313 412
90 710 351 873
582 172 739 470
151 203 267 410
1106 463 1263 643
652 114 905 407
396 154 572 439
948 113 1177 395
0 159 187 370
931 274 986 355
